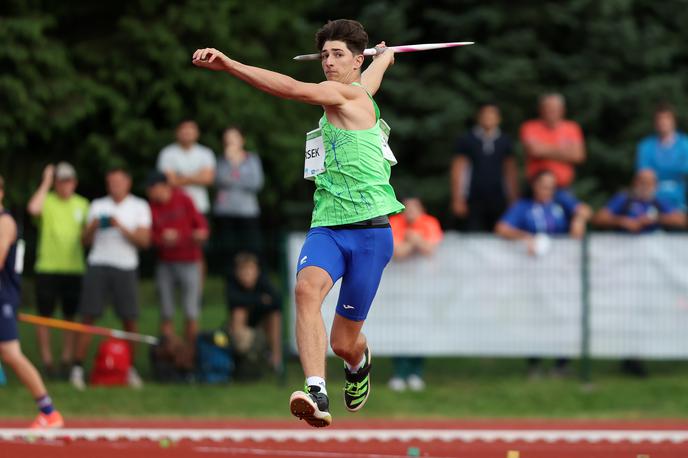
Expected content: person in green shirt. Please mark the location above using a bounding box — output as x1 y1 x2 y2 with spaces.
193 19 403 427
27 162 89 378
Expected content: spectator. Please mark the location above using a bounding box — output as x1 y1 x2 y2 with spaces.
636 103 688 210
495 170 591 379
213 126 264 273
387 196 443 391
146 171 209 345
593 169 685 377
495 170 591 256
520 93 586 189
226 253 282 373
593 169 686 234
451 103 519 231
69 167 151 390
27 163 89 378
157 120 216 214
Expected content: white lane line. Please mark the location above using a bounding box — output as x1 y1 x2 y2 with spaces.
194 445 457 458
1 429 688 444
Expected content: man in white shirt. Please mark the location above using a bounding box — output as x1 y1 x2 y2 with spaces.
69 168 152 390
157 120 216 214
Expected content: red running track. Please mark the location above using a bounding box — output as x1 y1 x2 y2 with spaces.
1 419 687 458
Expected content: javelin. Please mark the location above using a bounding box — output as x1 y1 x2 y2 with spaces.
293 41 474 61
18 313 159 345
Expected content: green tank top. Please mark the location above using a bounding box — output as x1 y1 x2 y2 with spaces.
310 82 404 227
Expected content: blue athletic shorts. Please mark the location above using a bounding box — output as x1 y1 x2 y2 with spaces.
296 226 394 321
0 301 18 343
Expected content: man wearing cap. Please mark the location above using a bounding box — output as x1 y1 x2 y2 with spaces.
146 171 209 345
27 163 89 379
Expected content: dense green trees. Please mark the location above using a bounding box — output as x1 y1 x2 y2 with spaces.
3 0 688 225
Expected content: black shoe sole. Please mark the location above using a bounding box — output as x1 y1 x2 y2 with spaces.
289 391 332 428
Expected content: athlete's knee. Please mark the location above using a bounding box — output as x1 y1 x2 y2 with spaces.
294 277 324 309
0 342 21 364
330 336 357 362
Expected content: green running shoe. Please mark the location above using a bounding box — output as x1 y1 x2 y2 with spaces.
289 385 332 428
343 347 372 412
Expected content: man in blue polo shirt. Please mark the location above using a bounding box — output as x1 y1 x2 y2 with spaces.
636 103 688 210
495 170 591 255
593 169 686 233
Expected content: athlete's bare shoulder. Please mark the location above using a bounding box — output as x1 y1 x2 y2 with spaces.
317 80 366 100
323 84 376 130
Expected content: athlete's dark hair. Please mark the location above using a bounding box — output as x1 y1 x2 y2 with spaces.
0 175 4 191
316 19 368 56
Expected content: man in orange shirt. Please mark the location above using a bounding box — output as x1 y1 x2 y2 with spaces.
520 93 586 188
388 196 443 391
390 196 443 259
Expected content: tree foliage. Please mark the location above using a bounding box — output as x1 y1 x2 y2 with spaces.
3 0 688 224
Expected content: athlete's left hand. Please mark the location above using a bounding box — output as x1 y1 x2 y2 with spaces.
192 48 231 71
373 41 395 66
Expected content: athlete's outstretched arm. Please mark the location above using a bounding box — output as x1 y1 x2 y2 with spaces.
192 48 353 107
360 42 395 96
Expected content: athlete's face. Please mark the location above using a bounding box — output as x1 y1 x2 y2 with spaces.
321 40 364 83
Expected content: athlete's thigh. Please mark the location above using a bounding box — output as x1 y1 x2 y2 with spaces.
336 227 393 321
296 228 346 285
295 228 346 310
0 302 19 344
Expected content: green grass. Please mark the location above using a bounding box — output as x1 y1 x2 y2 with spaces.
3 277 688 419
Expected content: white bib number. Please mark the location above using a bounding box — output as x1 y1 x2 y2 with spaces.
304 128 326 181
379 119 398 166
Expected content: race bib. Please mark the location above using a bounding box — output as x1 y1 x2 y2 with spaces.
304 128 326 180
14 239 25 274
379 119 398 166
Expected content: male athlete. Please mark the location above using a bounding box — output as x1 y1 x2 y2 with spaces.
193 19 403 427
0 175 64 428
